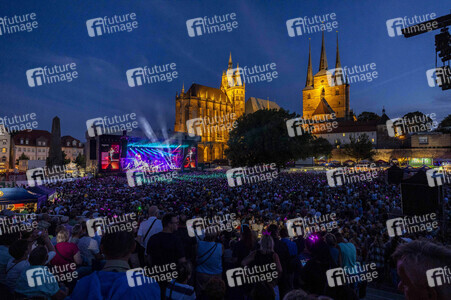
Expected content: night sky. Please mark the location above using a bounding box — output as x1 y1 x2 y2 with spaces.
1 0 449 140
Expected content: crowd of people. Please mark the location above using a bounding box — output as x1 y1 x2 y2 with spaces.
0 170 449 299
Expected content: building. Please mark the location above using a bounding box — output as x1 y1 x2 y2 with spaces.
411 132 451 148
302 33 350 120
0 125 10 172
12 130 83 166
61 136 84 161
174 54 246 162
245 97 280 114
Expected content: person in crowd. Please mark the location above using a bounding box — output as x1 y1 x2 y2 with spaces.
5 239 30 292
15 246 67 299
51 228 82 271
147 213 185 299
324 233 341 267
137 205 163 255
232 225 257 267
282 288 308 300
165 261 196 300
203 276 226 300
367 233 385 287
242 235 283 300
0 231 18 288
195 230 223 296
250 282 276 300
334 232 356 269
69 223 83 244
268 224 290 298
70 231 160 299
77 222 103 267
392 239 451 300
176 214 197 263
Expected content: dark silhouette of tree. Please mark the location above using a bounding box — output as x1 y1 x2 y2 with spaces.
225 109 314 167
343 133 376 162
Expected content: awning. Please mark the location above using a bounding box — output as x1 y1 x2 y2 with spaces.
0 188 43 205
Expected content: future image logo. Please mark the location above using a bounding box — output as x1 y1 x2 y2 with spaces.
426 169 450 187
26 63 78 87
186 118 204 137
186 13 238 38
186 218 205 237
386 214 438 237
86 113 139 137
386 13 437 37
86 13 138 37
126 64 178 87
326 263 378 287
426 267 451 287
286 13 338 37
426 67 451 88
226 263 278 287
86 214 138 237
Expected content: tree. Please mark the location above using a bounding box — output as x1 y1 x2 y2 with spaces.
438 114 451 132
225 109 314 168
358 112 380 122
343 133 376 162
16 153 29 165
402 111 436 134
62 151 71 165
73 153 86 168
309 137 333 158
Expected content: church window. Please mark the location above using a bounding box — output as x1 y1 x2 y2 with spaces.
335 89 339 95
308 94 311 99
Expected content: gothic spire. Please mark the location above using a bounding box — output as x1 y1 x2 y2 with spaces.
181 82 185 93
228 52 233 69
305 40 313 87
334 32 344 85
319 31 328 71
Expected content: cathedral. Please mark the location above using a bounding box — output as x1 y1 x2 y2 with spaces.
302 32 351 121
174 54 246 163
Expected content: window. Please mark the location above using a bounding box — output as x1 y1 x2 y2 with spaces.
1 148 5 153
67 142 70 146
335 89 339 95
371 139 375 143
73 140 77 146
343 133 346 137
308 94 311 99
20 139 24 144
42 142 46 146
419 136 428 144
2 140 6 145
25 139 29 145
1 157 5 162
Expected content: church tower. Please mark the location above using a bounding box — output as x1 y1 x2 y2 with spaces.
221 53 246 118
302 32 350 120
174 53 246 163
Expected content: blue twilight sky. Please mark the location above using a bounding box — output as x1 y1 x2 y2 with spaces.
0 0 450 140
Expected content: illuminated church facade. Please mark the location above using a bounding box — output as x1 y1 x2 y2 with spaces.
174 54 246 163
302 32 351 121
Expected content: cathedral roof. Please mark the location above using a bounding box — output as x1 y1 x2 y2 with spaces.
186 84 230 103
245 97 280 114
312 98 335 116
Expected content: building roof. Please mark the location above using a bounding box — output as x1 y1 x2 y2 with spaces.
13 130 82 148
315 120 378 134
185 84 231 103
312 98 335 116
61 136 84 148
245 97 280 114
